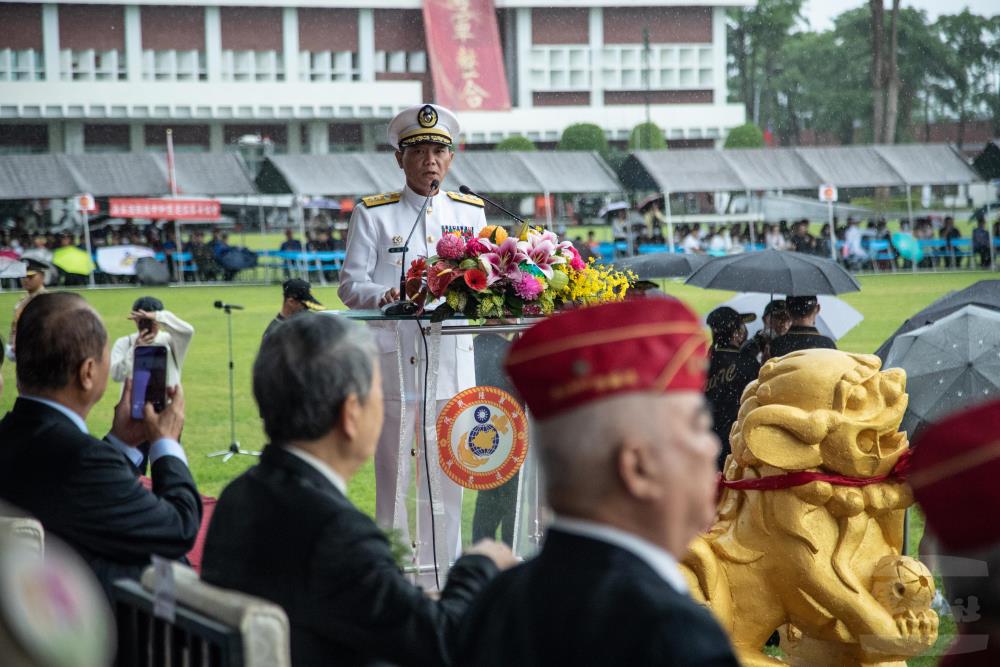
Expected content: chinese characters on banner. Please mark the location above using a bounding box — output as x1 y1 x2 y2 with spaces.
422 0 511 111
109 198 221 220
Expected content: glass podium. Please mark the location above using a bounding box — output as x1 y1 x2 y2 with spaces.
330 310 544 588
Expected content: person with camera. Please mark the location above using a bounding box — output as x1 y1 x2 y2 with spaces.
0 293 201 600
110 296 194 390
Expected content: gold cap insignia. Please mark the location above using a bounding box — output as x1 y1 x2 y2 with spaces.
418 104 438 128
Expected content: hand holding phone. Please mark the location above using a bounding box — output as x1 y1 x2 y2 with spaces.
131 346 168 420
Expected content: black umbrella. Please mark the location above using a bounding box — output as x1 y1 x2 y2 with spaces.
217 247 258 271
135 257 170 286
612 252 710 280
884 305 1000 438
875 280 1000 361
684 249 861 295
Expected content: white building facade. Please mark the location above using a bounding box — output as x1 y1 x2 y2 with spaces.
0 0 748 155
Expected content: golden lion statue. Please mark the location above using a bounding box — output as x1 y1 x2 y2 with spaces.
682 349 938 666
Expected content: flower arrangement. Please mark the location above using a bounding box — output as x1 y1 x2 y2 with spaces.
405 225 634 321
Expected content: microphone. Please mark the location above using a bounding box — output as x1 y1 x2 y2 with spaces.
214 300 244 310
459 185 527 225
382 179 439 316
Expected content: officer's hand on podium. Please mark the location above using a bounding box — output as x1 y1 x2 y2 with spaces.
465 539 518 570
379 288 400 307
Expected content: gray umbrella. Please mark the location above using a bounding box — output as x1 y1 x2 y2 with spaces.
685 249 861 295
612 252 710 280
884 305 1000 438
875 280 1000 361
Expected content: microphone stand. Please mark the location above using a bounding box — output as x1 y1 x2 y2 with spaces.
382 180 438 317
207 302 260 462
458 185 534 236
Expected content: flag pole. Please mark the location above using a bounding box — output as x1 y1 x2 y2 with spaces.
167 129 182 282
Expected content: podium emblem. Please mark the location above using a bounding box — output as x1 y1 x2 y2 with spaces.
437 386 528 490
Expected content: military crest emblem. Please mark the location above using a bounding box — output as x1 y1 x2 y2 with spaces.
437 386 528 490
418 104 438 128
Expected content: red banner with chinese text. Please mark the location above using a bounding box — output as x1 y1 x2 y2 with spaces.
422 0 511 112
109 198 221 220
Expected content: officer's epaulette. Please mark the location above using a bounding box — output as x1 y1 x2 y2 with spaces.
446 191 485 207
360 192 401 208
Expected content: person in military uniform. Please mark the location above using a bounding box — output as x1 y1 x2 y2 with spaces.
768 295 836 358
6 258 49 361
705 306 761 470
338 103 486 570
261 278 323 341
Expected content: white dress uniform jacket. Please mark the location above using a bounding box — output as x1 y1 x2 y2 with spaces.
338 185 487 400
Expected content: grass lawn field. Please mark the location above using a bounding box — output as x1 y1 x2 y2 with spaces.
1 270 991 665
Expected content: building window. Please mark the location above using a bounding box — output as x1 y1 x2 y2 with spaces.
529 46 590 91
221 50 284 82
601 45 713 90
59 49 126 81
374 51 426 75
142 50 206 81
0 49 44 81
299 51 358 82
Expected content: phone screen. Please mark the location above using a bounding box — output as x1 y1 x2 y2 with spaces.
132 346 168 420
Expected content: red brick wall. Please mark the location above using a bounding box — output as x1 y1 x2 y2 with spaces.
59 4 124 51
84 123 129 147
220 7 282 52
604 7 712 44
533 91 591 106
374 9 425 52
604 90 713 104
299 9 357 52
532 8 589 45
145 125 210 148
0 124 48 149
141 6 204 51
0 4 43 50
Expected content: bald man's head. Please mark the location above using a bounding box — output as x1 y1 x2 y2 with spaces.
536 391 720 555
16 293 107 394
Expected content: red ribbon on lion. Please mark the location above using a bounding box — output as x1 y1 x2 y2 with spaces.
719 449 912 491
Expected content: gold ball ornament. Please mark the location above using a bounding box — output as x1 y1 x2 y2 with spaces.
871 555 935 615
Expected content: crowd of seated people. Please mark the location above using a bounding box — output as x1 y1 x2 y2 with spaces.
617 214 1000 270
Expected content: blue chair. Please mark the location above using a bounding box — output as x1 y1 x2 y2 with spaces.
867 240 896 272
638 244 667 255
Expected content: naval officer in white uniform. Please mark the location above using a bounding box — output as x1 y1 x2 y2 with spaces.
338 104 486 568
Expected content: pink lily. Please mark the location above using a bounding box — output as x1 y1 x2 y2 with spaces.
479 237 528 286
517 230 567 279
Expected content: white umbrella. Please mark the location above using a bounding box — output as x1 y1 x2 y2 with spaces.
597 201 629 217
0 257 26 279
710 292 864 341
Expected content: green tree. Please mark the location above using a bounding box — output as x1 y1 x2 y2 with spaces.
494 135 536 151
933 10 995 149
771 6 946 145
557 123 610 158
627 122 667 150
727 0 804 125
724 123 765 148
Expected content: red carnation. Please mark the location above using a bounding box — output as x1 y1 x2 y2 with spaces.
465 238 490 257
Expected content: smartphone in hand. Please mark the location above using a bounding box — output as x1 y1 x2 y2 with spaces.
131 346 168 419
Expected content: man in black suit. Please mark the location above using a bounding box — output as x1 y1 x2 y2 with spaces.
0 293 201 599
769 295 837 358
202 314 515 667
453 299 740 667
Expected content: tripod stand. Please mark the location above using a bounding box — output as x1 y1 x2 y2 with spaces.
207 302 260 462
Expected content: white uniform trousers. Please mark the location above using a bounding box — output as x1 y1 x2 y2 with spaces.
376 397 464 577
